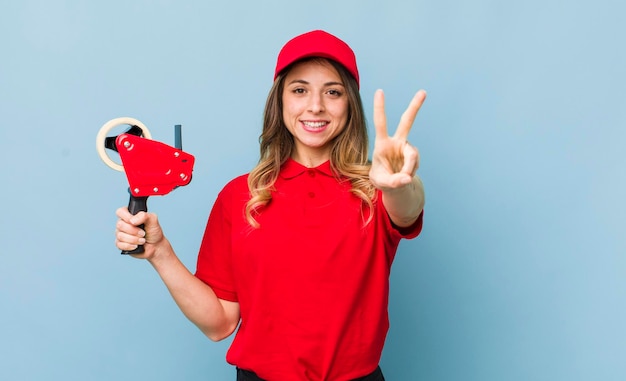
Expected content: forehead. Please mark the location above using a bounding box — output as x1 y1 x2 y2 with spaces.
283 59 343 83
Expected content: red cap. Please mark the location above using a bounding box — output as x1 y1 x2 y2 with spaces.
274 30 359 88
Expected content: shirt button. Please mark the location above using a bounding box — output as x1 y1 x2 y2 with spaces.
308 192 315 198
307 170 316 177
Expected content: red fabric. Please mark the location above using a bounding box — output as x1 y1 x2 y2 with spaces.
274 30 360 88
195 159 422 381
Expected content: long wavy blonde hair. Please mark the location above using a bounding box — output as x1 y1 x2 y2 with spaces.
245 58 376 227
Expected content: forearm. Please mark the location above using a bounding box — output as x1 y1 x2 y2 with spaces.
148 240 239 341
381 175 425 227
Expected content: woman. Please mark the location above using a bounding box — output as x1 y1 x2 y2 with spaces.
115 30 426 381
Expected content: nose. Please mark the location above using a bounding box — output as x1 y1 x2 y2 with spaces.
308 93 324 113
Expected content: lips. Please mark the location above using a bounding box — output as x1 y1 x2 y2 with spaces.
301 120 329 132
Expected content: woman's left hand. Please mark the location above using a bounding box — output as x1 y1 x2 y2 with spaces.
369 89 427 191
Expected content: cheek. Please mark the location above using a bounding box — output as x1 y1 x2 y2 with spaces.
282 107 295 127
282 106 299 134
282 98 300 121
331 103 349 125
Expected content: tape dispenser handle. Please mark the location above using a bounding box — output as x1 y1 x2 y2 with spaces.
121 193 149 255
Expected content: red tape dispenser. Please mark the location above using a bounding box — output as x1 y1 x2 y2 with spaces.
96 117 195 255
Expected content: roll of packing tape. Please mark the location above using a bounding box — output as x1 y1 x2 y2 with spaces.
96 117 152 172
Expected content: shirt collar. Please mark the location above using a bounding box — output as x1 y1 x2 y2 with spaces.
280 158 335 179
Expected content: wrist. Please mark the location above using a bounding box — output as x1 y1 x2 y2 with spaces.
147 238 174 266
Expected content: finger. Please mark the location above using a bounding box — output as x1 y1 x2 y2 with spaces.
373 89 388 139
399 143 420 176
116 241 139 252
116 206 133 221
382 172 414 188
116 229 146 248
116 207 149 226
116 218 146 237
128 211 148 226
394 90 427 140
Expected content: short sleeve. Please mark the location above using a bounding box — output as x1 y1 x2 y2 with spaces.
194 184 238 302
392 210 424 239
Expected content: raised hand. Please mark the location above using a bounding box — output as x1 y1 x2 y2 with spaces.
369 89 427 191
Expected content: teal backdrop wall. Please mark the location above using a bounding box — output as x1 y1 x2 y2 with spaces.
1 1 624 380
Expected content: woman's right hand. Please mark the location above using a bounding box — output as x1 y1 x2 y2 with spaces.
115 207 166 260
114 207 240 341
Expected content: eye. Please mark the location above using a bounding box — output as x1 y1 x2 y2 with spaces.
292 88 306 94
327 89 343 97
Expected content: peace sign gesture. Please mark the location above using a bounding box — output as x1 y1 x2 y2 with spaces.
369 89 427 192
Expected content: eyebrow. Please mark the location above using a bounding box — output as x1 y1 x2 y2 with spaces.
287 79 345 87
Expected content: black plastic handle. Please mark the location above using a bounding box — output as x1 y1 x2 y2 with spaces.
121 193 149 255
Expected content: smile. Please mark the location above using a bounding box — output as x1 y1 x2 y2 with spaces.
302 121 328 129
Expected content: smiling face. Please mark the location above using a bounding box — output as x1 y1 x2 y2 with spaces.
281 59 349 166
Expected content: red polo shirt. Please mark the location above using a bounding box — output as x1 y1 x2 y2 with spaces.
195 158 422 381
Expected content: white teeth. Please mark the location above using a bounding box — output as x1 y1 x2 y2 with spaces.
303 121 326 128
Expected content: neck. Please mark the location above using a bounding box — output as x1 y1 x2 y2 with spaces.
291 150 330 168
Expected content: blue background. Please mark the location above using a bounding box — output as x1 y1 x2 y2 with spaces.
1 1 624 380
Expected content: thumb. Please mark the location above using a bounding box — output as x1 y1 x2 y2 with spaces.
129 211 150 227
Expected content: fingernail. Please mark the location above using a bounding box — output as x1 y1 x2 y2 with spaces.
138 238 146 245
